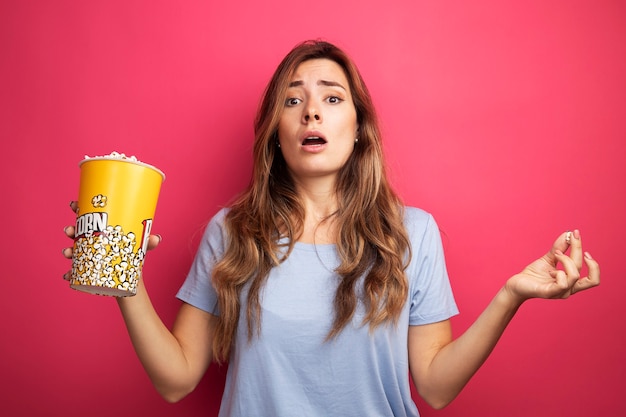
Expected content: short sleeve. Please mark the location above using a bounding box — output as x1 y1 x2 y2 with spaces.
404 207 459 326
175 208 228 315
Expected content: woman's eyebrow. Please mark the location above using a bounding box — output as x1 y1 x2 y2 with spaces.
287 80 346 90
318 80 346 90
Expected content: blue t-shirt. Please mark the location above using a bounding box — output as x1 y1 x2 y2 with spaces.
177 206 458 417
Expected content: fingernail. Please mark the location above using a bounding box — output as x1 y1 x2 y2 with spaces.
156 234 162 243
584 251 593 260
574 229 581 239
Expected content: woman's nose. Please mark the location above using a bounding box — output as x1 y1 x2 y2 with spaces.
303 107 321 123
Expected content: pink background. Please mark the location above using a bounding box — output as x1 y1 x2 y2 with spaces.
1 1 624 416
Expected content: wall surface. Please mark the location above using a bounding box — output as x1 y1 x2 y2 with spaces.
1 1 624 416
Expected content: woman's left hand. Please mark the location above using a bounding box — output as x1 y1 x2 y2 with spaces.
504 230 600 305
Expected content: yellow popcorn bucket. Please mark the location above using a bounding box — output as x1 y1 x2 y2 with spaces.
70 153 165 296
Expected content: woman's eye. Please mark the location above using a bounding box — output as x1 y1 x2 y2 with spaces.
327 96 343 104
285 98 302 106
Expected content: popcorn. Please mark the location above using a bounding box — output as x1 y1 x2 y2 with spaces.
84 151 139 162
91 194 107 208
70 151 164 297
71 225 145 295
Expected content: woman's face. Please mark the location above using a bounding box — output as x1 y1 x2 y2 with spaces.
277 58 359 184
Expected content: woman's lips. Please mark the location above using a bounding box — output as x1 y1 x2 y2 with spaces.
301 137 327 153
302 136 326 145
299 130 327 152
300 130 326 144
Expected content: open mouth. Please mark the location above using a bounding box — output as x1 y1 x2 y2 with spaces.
302 136 327 146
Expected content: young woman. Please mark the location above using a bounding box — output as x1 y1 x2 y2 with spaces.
63 40 600 416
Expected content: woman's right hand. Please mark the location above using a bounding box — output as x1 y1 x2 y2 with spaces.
62 201 162 281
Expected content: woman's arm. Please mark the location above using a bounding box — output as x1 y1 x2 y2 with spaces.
63 223 216 403
408 230 600 409
116 281 217 403
408 290 518 409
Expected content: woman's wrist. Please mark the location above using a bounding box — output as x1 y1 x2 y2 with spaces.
496 285 526 313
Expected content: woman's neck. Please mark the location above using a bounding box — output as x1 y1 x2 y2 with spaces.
293 177 339 244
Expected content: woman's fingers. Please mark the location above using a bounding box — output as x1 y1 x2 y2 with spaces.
63 200 160 286
548 269 570 296
572 252 601 294
63 202 78 282
554 249 581 292
64 225 75 239
509 229 599 301
62 247 73 259
63 226 75 261
65 225 161 251
550 230 582 267
567 229 584 270
147 234 162 251
67 199 161 251
550 231 572 258
552 230 600 297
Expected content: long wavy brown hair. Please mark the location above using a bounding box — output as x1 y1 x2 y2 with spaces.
211 40 411 362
